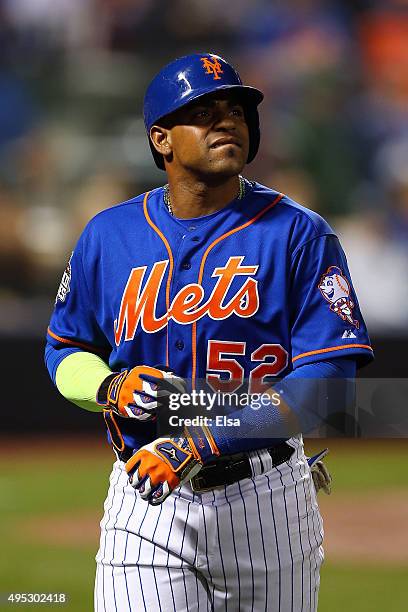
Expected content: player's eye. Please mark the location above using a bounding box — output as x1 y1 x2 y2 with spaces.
193 109 211 120
231 106 244 117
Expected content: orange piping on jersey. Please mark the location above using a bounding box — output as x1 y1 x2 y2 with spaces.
191 192 284 387
143 191 174 367
47 327 108 355
292 343 373 363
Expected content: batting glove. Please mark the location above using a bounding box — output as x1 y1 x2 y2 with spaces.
308 449 332 495
96 365 186 421
125 436 202 505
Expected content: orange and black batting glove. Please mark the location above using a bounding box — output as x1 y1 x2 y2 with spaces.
96 365 186 421
125 436 203 505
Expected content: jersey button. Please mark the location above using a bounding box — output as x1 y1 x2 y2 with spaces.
175 340 184 350
191 236 200 242
182 262 191 270
188 225 197 231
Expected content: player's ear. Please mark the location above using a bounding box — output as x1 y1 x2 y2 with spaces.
150 125 173 160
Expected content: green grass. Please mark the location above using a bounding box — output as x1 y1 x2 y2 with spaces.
0 439 407 611
0 543 95 611
0 445 111 611
319 564 408 612
0 454 112 517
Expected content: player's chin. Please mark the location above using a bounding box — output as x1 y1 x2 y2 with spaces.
206 148 247 175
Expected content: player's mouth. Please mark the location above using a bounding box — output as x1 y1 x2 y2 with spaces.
210 137 242 149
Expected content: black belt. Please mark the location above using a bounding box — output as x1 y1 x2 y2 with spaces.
190 442 294 493
118 441 294 493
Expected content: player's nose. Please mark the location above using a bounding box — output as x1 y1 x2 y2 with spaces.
213 109 238 131
209 101 237 128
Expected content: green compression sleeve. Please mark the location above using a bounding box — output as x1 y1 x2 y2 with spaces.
55 351 113 412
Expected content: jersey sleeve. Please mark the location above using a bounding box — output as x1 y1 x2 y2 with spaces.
289 234 374 368
46 229 110 358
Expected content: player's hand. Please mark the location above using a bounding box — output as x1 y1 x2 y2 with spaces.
307 449 332 495
96 365 186 420
125 437 202 505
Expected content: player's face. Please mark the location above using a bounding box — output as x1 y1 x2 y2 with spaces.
152 92 250 180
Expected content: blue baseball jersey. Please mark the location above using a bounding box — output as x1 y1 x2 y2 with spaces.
47 181 373 449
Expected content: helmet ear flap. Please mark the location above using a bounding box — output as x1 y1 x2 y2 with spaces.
244 105 261 164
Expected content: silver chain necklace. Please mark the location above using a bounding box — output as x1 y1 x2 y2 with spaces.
163 175 247 216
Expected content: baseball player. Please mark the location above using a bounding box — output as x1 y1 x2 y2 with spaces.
45 53 373 611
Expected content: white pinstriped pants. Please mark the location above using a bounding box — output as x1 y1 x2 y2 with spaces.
95 437 324 612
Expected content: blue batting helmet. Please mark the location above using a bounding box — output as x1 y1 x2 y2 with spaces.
143 53 264 170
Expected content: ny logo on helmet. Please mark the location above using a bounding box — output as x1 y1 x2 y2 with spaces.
201 56 223 80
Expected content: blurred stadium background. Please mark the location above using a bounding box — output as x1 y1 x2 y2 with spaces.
0 0 407 610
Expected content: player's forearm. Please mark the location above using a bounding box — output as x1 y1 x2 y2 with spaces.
273 357 357 433
55 351 112 412
199 357 356 456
